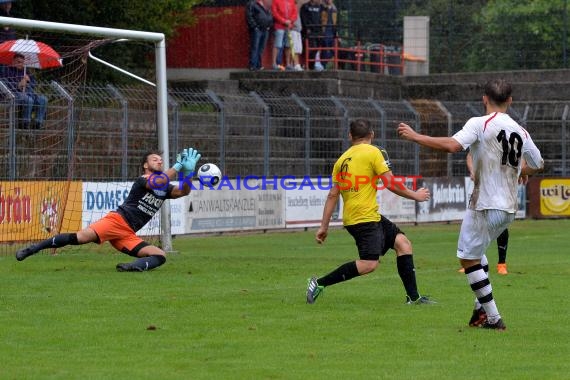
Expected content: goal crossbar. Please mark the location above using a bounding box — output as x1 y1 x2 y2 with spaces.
0 16 165 41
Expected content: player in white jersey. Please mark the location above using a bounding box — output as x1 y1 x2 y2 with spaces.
464 152 515 275
397 79 544 330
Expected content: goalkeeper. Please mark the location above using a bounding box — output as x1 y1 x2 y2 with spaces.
15 148 201 272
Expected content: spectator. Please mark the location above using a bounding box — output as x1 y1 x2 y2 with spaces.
289 6 303 71
246 0 273 71
271 0 298 71
0 0 16 44
1 53 48 129
320 0 338 68
300 0 322 70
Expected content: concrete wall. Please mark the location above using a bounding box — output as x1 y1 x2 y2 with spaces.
402 69 570 101
169 68 570 102
230 70 403 99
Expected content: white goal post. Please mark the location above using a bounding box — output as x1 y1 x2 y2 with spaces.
0 16 175 252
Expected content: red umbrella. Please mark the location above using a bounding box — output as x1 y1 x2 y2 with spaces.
0 39 62 69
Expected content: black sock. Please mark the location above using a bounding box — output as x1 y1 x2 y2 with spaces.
318 261 359 287
497 229 509 264
130 255 166 271
34 233 79 251
397 254 419 300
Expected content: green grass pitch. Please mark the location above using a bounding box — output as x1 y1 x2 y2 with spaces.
1 219 569 379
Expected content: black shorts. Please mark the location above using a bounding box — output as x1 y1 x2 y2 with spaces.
345 217 403 261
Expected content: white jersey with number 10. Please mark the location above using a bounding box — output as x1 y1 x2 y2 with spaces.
452 112 543 212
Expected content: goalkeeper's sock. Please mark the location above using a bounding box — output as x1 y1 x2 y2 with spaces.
130 255 166 271
397 254 420 301
318 261 359 287
34 233 79 251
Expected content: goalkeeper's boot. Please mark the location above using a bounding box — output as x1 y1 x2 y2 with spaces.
306 277 324 304
481 318 506 331
468 307 487 327
405 295 437 305
116 262 144 272
16 245 39 261
496 263 508 275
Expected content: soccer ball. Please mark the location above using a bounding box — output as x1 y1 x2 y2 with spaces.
197 163 222 187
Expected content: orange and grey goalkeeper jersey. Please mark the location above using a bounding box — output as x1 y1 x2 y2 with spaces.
332 143 391 226
116 176 174 232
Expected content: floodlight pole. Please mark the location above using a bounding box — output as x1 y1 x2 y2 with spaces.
0 16 174 252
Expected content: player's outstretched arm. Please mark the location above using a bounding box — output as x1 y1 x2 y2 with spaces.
382 171 430 202
390 185 430 202
164 150 187 181
397 123 463 153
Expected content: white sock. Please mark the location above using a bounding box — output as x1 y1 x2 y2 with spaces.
466 265 501 323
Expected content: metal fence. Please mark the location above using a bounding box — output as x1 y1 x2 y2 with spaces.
1 82 568 182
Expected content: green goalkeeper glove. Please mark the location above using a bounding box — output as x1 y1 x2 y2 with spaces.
173 149 188 172
182 147 201 175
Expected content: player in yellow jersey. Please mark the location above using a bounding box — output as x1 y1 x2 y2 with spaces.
306 118 435 304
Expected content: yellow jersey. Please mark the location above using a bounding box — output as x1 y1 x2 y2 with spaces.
332 144 390 226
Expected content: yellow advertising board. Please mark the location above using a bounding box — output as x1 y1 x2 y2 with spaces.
539 179 570 216
0 181 83 242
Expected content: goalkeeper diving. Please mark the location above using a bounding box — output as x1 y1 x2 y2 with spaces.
16 148 201 272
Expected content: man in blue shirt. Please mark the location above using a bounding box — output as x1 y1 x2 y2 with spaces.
1 53 48 129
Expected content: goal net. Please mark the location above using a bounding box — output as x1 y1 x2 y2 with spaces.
0 17 171 256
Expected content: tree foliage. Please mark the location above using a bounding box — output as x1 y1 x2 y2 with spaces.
406 0 569 72
472 0 568 71
7 0 569 75
405 0 485 73
17 0 203 37
336 0 569 73
10 0 206 82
